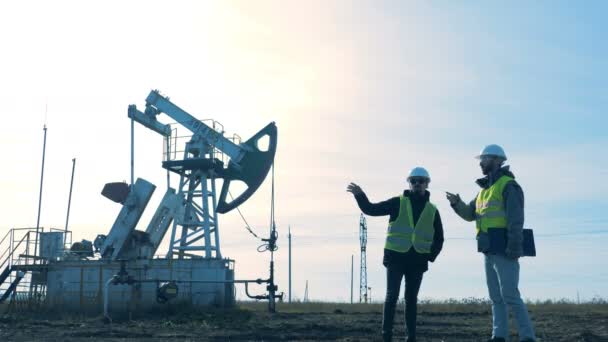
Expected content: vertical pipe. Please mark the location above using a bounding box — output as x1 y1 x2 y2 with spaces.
267 162 277 313
288 225 291 303
130 115 134 186
64 158 76 246
350 254 354 304
166 135 171 189
201 174 212 258
35 125 48 257
9 229 13 269
269 259 275 313
104 277 114 322
27 232 33 296
211 175 221 258
26 233 30 264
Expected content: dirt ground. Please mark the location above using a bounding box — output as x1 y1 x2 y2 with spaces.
0 302 607 341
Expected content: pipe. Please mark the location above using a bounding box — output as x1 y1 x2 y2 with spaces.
103 273 270 316
139 278 265 284
35 125 48 258
130 116 134 186
288 225 291 303
64 158 76 247
166 135 170 189
104 277 115 323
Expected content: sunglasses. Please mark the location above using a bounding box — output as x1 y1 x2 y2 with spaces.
409 178 428 185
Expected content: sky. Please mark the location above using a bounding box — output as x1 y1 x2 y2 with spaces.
0 0 607 302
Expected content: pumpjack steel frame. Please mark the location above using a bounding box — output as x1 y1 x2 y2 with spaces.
127 90 277 260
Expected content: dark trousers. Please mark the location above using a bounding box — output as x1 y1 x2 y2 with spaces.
382 265 424 341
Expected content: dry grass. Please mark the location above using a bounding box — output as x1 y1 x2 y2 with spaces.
1 300 607 341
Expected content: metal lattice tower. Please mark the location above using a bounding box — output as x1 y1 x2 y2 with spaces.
359 213 368 303
164 124 225 260
168 167 221 259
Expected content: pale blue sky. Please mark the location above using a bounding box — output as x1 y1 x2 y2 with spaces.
0 1 606 302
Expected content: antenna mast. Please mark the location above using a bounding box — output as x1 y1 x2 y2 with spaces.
359 213 368 303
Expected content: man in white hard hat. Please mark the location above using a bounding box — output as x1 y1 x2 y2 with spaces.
347 167 444 342
446 144 536 342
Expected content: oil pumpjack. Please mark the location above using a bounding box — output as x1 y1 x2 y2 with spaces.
0 90 280 313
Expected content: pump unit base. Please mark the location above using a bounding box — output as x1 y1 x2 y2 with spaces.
45 258 235 313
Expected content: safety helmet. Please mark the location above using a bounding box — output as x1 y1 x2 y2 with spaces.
407 166 430 182
476 144 507 160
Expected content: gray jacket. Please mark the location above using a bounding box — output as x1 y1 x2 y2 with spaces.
451 166 524 258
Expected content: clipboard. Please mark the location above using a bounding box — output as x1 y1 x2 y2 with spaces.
522 228 536 257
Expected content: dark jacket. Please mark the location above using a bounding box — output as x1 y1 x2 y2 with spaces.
354 190 444 272
450 166 525 257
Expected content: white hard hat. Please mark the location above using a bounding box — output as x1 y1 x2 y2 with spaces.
476 144 507 160
407 166 430 181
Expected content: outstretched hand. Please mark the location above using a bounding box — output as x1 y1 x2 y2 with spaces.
346 182 364 196
445 191 461 206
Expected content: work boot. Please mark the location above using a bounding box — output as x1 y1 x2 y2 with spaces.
486 338 506 342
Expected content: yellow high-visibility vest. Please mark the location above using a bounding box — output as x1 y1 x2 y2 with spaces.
475 175 514 234
385 196 436 253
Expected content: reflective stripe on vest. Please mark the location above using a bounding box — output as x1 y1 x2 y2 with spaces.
475 175 513 234
385 195 437 253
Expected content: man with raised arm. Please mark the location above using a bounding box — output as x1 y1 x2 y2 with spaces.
347 167 444 342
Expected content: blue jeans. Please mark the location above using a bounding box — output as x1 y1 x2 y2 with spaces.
485 254 536 340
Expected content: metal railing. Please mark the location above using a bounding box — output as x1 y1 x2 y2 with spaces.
162 120 242 165
0 227 72 302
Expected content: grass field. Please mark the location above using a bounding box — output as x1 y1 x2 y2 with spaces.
1 301 607 341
